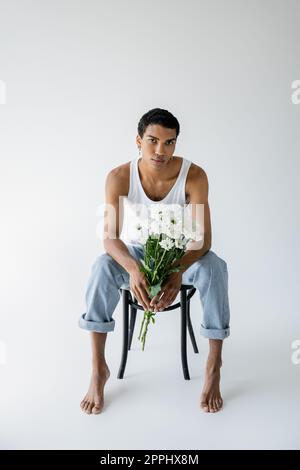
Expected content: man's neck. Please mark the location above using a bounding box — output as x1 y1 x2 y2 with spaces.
138 156 177 182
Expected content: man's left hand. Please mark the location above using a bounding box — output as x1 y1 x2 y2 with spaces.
150 271 183 312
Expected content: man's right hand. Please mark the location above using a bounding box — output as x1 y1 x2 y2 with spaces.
129 265 151 311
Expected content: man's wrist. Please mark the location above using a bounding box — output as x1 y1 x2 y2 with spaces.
173 246 210 273
126 258 141 275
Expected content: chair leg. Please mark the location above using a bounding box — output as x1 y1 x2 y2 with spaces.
180 289 190 380
187 296 199 354
117 289 130 379
128 303 137 350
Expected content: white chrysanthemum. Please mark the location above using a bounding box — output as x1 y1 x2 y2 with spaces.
175 238 186 249
149 219 164 235
147 203 189 241
135 221 150 244
182 204 205 241
166 216 184 237
161 211 184 238
150 202 175 217
163 225 181 240
182 226 193 241
184 218 204 242
167 203 184 219
149 204 166 222
159 237 174 251
139 233 149 244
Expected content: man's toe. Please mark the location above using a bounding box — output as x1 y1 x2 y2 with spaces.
92 403 103 414
82 401 89 412
200 401 209 412
214 399 220 410
84 401 91 413
80 400 86 410
209 400 216 412
88 402 95 414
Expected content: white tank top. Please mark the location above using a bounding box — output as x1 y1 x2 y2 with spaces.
120 156 192 245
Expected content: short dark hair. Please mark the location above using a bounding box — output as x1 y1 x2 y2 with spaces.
137 108 180 139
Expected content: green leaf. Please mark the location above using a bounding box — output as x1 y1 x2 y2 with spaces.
149 282 162 298
167 264 186 274
167 267 181 274
139 265 148 275
140 259 152 273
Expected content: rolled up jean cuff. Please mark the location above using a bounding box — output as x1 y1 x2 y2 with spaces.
78 313 115 333
200 324 230 340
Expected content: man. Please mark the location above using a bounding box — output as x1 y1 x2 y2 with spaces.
79 108 230 414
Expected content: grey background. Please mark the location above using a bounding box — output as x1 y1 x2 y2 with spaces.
0 0 299 449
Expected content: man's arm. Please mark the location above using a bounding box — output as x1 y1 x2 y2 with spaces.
103 168 152 310
103 169 140 274
172 166 212 273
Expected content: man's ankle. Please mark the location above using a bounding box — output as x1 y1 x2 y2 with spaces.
206 356 222 371
92 360 109 373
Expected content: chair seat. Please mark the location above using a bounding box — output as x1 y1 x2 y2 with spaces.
120 283 194 291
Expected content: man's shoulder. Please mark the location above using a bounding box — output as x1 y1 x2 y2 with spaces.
186 162 208 187
185 162 208 201
106 161 130 196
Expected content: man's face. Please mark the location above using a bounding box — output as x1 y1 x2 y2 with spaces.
136 124 177 168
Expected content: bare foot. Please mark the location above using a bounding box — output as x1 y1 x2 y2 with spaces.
80 365 110 415
200 358 223 413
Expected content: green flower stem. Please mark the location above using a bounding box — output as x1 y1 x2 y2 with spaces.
154 237 159 259
141 317 149 350
141 311 152 350
151 237 160 279
151 249 167 284
138 313 146 340
164 247 176 271
139 309 156 350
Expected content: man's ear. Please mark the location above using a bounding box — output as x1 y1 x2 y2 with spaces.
136 135 142 147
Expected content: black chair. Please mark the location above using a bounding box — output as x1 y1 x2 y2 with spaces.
117 284 198 380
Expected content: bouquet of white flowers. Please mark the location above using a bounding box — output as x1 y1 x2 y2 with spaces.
135 203 201 350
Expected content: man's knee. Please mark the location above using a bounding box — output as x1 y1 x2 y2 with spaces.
190 251 227 281
202 250 227 271
91 252 120 275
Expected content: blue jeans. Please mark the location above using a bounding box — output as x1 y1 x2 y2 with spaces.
78 244 230 340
